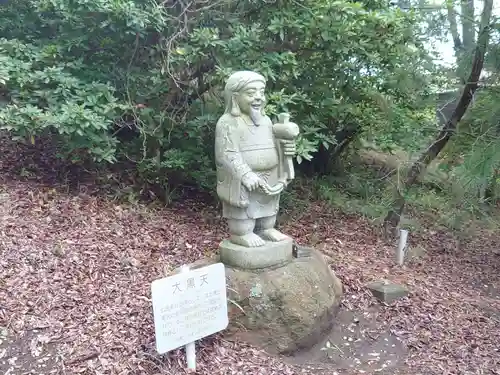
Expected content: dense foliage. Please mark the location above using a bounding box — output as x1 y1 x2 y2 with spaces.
0 0 435 193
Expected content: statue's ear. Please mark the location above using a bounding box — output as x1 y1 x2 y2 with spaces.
230 94 240 116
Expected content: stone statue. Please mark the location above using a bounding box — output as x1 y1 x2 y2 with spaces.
215 70 299 252
209 72 342 352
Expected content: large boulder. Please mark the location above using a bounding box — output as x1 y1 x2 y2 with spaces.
225 247 342 354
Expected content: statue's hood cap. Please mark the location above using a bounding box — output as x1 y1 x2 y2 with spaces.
225 71 266 94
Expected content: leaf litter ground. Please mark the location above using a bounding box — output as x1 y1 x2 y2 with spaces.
0 136 499 375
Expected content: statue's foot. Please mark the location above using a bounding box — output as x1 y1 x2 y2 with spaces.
230 233 266 247
257 228 289 242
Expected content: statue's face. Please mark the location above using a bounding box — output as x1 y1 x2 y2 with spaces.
234 80 266 116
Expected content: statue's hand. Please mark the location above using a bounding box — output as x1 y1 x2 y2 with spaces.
281 139 296 156
242 172 261 192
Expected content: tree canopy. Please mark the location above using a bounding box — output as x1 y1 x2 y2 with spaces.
0 0 435 186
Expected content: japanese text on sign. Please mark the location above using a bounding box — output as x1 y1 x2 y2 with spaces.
151 263 228 354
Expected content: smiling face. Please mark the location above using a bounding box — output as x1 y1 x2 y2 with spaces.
234 80 266 116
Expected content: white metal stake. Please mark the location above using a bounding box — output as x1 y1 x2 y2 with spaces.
397 229 408 266
180 265 196 372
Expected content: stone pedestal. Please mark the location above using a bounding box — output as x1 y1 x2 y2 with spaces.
225 247 342 354
219 237 293 269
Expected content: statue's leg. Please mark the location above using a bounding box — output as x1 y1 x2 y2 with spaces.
255 215 289 242
228 219 266 247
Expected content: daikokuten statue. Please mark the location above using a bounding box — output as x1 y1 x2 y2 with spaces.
215 71 299 249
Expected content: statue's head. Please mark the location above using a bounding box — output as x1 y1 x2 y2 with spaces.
224 71 266 125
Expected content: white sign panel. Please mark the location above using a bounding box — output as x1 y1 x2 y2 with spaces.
151 263 229 354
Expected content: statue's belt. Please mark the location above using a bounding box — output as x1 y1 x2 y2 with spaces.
258 181 285 196
239 145 276 152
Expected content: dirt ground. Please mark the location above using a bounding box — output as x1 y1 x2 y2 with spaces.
0 136 499 375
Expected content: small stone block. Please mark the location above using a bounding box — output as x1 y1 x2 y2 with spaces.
219 237 293 269
292 244 313 258
367 280 409 303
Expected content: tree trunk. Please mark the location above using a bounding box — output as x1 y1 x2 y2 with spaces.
330 124 361 161
301 123 360 176
384 0 494 235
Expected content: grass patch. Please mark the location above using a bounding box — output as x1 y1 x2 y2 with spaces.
311 148 500 234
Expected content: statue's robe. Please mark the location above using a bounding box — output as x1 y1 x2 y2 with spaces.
215 114 283 220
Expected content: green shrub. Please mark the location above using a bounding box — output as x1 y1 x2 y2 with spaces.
0 0 431 193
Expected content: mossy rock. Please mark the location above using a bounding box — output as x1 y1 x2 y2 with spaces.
225 248 343 354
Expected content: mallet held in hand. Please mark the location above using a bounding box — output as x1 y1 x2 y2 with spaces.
273 113 300 180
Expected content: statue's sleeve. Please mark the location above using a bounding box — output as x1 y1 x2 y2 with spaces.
215 118 252 179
